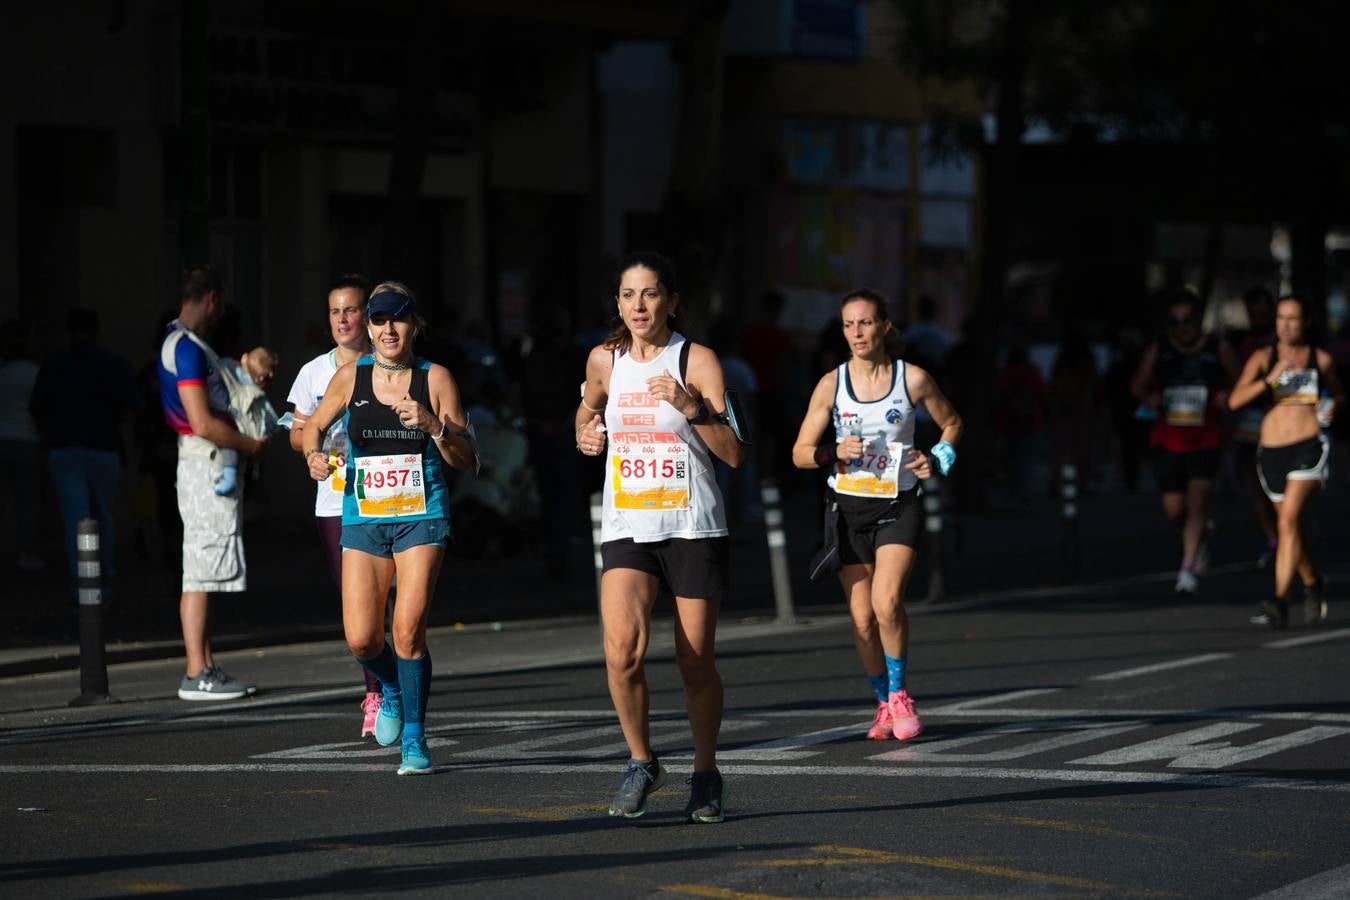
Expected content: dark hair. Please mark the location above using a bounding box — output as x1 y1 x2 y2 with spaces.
66 307 99 338
1164 285 1201 316
181 265 224 304
840 288 905 357
604 251 679 355
1273 294 1317 346
327 273 371 301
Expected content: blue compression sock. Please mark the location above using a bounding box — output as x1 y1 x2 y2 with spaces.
867 673 889 704
356 644 401 697
396 652 432 741
885 654 908 694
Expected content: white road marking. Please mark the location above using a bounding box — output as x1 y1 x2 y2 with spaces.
873 719 1149 763
702 723 872 761
1264 627 1350 650
1070 722 1350 769
1247 861 1350 899
924 688 1065 713
0 761 1347 792
1089 652 1233 682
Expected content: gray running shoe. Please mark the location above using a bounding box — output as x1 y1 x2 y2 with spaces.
684 770 725 824
208 666 257 696
608 758 665 818
178 668 249 701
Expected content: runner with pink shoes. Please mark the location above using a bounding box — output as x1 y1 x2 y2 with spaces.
792 288 963 742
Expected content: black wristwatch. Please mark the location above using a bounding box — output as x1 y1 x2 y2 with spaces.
686 402 710 425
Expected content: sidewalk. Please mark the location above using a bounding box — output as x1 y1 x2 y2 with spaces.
4 475 1344 679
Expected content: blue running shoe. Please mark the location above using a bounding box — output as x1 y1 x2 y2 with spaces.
607 758 665 818
374 693 403 746
397 736 432 776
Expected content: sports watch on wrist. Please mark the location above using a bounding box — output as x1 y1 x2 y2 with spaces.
686 402 710 425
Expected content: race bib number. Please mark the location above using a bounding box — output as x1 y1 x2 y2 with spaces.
323 433 348 494
1274 369 1318 406
610 432 690 511
1163 385 1207 427
353 453 426 517
834 440 907 499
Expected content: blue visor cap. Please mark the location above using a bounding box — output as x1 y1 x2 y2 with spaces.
367 290 415 319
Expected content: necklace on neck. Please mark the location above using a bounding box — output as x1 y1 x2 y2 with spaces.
373 357 410 372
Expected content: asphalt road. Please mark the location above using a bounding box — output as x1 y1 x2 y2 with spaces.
2 564 1349 899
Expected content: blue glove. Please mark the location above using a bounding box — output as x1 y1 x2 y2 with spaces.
929 441 956 476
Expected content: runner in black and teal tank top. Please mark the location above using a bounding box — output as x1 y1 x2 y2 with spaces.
342 357 451 527
300 281 477 778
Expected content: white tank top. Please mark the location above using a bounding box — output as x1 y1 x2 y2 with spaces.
827 359 918 498
601 332 728 543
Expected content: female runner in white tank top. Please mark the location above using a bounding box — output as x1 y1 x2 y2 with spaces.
575 252 743 823
792 289 962 743
1229 295 1344 628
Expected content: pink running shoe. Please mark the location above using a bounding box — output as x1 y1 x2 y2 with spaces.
866 700 894 740
888 690 923 741
361 691 383 738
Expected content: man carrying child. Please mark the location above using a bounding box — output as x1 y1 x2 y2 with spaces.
156 265 268 700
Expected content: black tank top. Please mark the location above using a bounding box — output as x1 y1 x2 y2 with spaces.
1155 334 1222 388
347 362 433 455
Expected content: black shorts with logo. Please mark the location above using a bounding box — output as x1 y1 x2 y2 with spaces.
601 536 730 599
834 487 923 565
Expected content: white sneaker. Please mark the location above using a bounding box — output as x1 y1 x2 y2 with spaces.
1175 570 1199 595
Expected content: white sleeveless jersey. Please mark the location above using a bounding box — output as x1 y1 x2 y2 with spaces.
827 359 918 498
601 332 728 543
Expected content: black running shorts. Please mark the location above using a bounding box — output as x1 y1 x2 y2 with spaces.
835 487 923 565
1257 434 1329 502
601 536 730 599
1153 448 1220 494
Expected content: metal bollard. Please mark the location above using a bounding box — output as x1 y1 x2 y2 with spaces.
760 479 796 624
589 491 604 613
1060 463 1081 579
69 518 115 706
922 476 946 603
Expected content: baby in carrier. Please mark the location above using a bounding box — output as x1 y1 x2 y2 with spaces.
214 346 280 495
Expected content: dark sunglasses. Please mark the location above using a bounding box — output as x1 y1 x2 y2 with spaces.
1169 315 1196 326
368 313 406 326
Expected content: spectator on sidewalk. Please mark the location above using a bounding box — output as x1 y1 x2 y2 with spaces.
29 309 136 602
1105 327 1149 493
993 344 1049 503
158 265 267 701
1049 330 1104 493
740 291 795 485
0 322 44 572
710 315 762 523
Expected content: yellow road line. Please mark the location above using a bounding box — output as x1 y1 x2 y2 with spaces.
661 884 795 900
121 885 186 894
754 844 1122 892
464 803 599 821
976 814 1185 845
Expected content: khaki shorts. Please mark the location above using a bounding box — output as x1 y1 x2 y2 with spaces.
177 437 246 593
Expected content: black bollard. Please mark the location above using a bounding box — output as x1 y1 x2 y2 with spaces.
922 476 946 603
1060 463 1082 580
590 491 604 614
760 479 797 624
70 518 116 706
